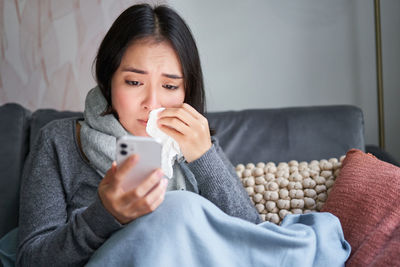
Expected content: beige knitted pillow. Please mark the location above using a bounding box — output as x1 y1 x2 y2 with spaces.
236 156 345 224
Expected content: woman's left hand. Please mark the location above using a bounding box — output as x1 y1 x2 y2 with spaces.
157 103 212 163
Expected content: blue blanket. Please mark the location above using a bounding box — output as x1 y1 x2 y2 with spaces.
0 228 18 267
86 191 350 267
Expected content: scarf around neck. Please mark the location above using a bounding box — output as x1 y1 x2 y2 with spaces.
79 86 129 176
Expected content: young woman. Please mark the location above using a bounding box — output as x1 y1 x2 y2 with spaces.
17 4 261 266
17 4 349 266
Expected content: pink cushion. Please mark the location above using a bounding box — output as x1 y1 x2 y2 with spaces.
321 149 400 266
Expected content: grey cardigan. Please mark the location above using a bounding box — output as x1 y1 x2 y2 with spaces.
17 118 261 266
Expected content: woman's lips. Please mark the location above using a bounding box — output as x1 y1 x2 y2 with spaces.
138 119 148 126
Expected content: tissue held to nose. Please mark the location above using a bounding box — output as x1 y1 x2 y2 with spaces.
146 108 182 179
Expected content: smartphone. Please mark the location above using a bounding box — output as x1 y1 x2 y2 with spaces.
116 136 162 191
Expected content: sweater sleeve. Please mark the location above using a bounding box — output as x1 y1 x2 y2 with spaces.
187 137 262 224
17 130 123 267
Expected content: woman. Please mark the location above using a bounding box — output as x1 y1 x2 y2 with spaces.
17 4 350 267
17 4 261 266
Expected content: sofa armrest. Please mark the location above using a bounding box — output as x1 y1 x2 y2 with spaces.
0 103 31 238
366 144 400 167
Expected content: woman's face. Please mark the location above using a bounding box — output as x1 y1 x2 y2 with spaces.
111 39 185 136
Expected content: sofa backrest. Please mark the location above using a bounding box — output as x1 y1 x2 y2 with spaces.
29 109 83 151
26 104 365 165
206 105 365 165
0 103 365 238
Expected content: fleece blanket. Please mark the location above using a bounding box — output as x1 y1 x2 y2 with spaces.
86 191 350 267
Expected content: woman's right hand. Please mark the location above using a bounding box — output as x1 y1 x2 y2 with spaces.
98 155 168 224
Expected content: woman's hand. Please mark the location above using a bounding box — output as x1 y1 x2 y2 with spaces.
157 103 212 163
98 155 168 224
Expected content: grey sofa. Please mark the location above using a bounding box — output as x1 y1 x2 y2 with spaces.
3 102 400 267
0 102 371 240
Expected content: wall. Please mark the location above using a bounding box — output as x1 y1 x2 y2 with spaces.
1 0 399 160
381 0 400 164
169 0 400 160
0 0 160 111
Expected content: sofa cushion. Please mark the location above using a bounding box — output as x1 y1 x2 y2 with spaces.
321 149 400 266
0 103 31 238
206 105 365 165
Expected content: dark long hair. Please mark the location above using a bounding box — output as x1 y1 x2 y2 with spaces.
94 4 206 116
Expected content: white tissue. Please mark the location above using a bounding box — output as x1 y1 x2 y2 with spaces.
146 108 182 178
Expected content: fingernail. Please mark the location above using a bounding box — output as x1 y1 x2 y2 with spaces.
157 170 164 178
130 155 136 162
162 178 168 187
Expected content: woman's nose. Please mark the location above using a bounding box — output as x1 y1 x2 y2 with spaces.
142 87 161 110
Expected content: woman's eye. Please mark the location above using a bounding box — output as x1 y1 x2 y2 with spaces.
125 80 142 86
163 84 179 90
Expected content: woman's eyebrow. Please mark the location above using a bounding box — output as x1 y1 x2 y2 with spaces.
122 66 183 79
122 67 147 74
162 73 183 79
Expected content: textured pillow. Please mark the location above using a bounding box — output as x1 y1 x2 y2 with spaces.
236 156 345 224
321 149 400 266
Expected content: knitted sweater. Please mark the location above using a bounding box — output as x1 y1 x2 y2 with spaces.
17 118 261 266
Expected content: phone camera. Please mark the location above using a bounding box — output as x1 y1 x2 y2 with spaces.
120 143 127 148
120 150 127 155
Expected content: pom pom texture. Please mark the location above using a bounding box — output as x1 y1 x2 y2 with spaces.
236 156 345 224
